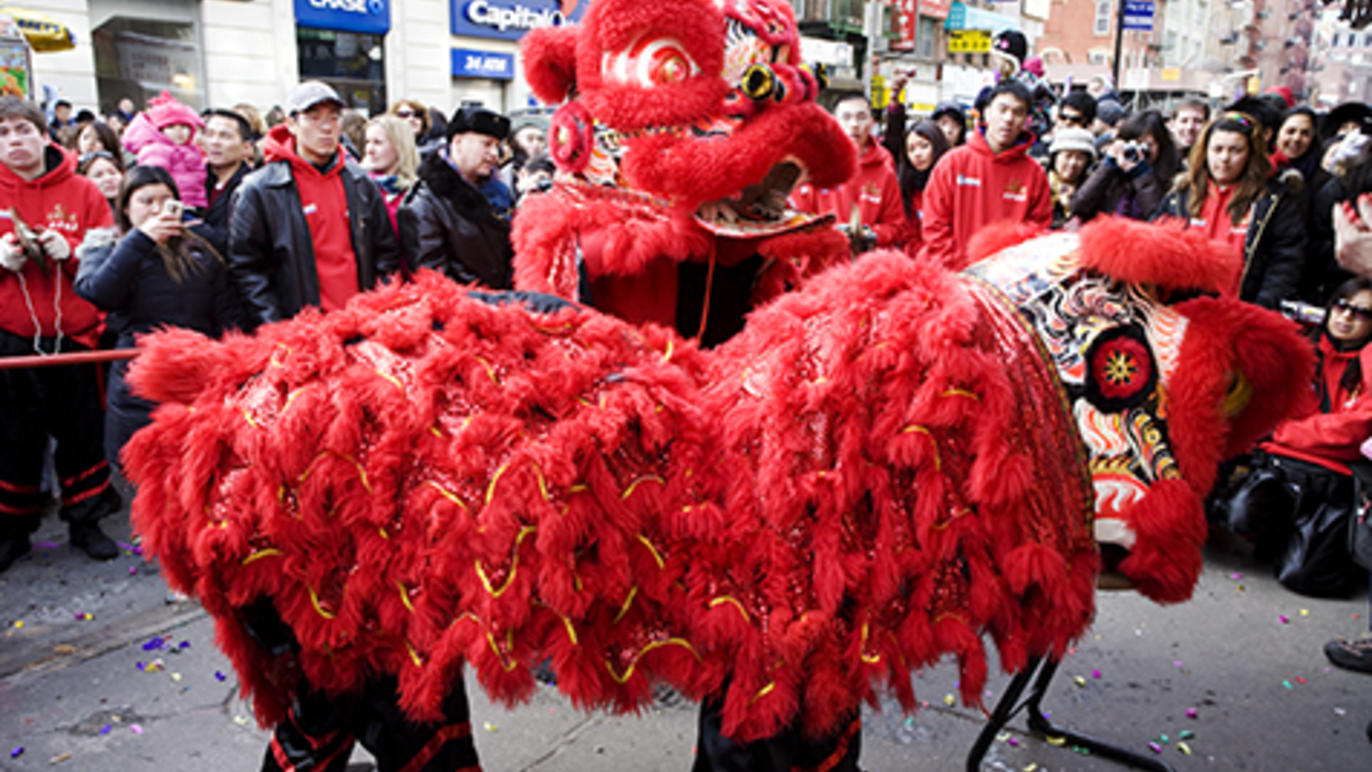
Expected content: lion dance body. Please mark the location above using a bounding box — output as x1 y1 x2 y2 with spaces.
124 0 1315 769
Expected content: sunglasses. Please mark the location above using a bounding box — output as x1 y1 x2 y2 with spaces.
79 150 115 165
1059 112 1085 125
394 109 417 118
1333 297 1372 320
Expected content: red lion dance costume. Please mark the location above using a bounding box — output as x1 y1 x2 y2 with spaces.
123 1 1316 770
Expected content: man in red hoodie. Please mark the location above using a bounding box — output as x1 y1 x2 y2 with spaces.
919 80 1052 268
789 93 904 253
0 97 122 571
229 81 400 328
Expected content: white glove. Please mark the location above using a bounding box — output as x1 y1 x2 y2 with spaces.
37 229 71 261
0 232 24 273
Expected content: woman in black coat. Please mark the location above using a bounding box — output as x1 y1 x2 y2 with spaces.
74 166 241 468
1070 110 1178 222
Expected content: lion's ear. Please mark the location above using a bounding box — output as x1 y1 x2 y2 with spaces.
1077 216 1240 295
523 25 581 104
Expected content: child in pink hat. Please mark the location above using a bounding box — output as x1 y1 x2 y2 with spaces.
120 92 207 209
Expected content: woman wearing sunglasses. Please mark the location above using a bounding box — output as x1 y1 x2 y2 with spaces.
388 99 443 157
1152 110 1306 309
1222 277 1372 596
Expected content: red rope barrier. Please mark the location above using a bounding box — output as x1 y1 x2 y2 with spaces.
0 349 139 370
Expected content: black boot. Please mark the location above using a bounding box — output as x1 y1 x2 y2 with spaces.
0 536 31 572
70 522 118 561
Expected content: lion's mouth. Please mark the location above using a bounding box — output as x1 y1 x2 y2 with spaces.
691 160 829 237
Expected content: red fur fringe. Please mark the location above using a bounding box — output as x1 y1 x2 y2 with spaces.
1076 216 1241 296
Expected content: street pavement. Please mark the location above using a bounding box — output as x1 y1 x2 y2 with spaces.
2 501 1370 771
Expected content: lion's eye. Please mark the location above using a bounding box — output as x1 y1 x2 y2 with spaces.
603 37 701 88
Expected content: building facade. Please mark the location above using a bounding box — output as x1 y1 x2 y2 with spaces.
33 0 583 116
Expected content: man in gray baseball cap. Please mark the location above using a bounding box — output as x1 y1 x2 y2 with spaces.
227 79 401 328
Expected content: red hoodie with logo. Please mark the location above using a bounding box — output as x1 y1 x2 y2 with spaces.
262 124 358 311
918 128 1052 269
0 144 111 342
789 141 904 248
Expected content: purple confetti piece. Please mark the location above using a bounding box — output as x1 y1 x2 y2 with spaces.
1173 660 1183 668
132 546 143 556
214 670 227 682
33 540 60 549
1185 707 1199 719
117 541 136 551
74 612 85 620
1091 669 1102 679
178 641 190 649
1148 741 1162 754
100 724 112 736
135 662 145 671
142 636 165 652
1279 615 1290 624
128 566 137 576
9 746 22 758
129 724 143 735
1007 737 1019 747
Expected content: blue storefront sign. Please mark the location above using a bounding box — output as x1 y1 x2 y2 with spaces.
450 0 588 42
1122 1 1156 31
452 48 516 80
294 0 392 35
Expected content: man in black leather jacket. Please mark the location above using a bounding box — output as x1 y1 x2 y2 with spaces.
397 105 514 289
228 81 401 328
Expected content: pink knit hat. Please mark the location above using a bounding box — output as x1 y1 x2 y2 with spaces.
145 91 203 132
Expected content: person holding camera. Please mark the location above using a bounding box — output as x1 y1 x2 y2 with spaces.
1069 110 1178 223
0 97 123 571
1152 111 1305 309
73 166 241 468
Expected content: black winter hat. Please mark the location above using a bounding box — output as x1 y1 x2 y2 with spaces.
991 30 1028 70
447 105 511 141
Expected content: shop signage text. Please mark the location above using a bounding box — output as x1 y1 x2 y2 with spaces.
948 29 990 53
294 0 392 36
451 47 515 79
450 0 587 41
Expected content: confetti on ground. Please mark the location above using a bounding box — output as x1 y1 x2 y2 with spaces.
233 716 249 726
1178 729 1194 740
1148 741 1162 754
1230 572 1242 580
178 641 191 650
74 612 92 621
9 746 21 758
1046 736 1066 747
129 565 137 575
1278 615 1289 624
1072 675 1087 687
1008 737 1020 747
1281 680 1294 690
130 724 143 735
142 636 167 652
1296 676 1307 685
1335 707 1348 716
1236 584 1245 591
100 724 111 736
214 670 226 682
1185 707 1199 719
942 693 956 706
50 752 71 763
1159 733 1169 744
1091 669 1102 679
171 672 182 683
12 620 22 629
1300 608 1309 617
1172 660 1183 668
483 721 497 732
1177 741 1192 756
1023 764 1037 772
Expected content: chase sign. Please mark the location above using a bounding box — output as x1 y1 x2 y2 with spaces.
450 0 587 41
294 0 392 35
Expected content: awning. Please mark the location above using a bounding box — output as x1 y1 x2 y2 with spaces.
0 7 76 53
944 2 1019 33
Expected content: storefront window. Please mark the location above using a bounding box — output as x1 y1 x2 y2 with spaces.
297 27 386 116
91 17 204 114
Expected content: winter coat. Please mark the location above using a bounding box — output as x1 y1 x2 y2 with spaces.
121 112 209 209
919 128 1052 268
229 125 403 328
1301 173 1351 306
397 151 514 289
0 143 111 343
1263 334 1372 474
1069 156 1165 222
74 227 241 461
1152 172 1306 309
201 162 252 258
789 140 904 248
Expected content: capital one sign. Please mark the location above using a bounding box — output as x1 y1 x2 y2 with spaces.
294 0 392 35
450 0 588 41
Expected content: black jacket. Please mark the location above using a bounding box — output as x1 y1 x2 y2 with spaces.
397 152 513 289
201 162 252 257
74 227 241 463
1070 157 1166 222
1152 171 1306 309
228 155 401 328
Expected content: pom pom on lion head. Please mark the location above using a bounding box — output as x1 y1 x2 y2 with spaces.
514 0 856 304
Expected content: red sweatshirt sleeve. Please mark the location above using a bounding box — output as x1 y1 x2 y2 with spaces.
1271 400 1372 461
918 159 957 266
870 165 907 248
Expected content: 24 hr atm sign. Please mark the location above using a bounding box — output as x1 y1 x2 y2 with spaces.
451 0 588 41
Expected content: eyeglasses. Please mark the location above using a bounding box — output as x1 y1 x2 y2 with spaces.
78 150 114 165
1333 297 1372 320
1059 111 1085 125
394 109 417 119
